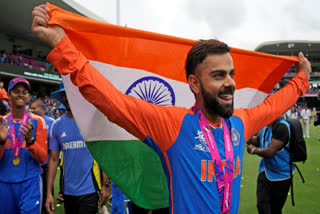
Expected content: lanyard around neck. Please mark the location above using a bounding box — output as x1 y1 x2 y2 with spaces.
192 103 234 213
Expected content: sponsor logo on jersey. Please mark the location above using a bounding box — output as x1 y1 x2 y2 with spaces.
61 132 66 138
194 130 209 152
62 141 87 150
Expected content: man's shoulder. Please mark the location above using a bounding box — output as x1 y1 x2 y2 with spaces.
44 115 55 122
51 116 64 130
273 120 290 136
30 113 47 129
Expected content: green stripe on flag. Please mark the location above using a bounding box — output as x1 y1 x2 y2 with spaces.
86 140 169 209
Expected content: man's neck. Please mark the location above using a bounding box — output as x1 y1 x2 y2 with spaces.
196 99 221 124
67 111 74 120
11 107 26 119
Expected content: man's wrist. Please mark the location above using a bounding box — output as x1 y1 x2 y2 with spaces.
26 137 35 146
251 147 256 154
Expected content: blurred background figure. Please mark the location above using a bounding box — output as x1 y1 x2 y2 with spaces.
301 105 311 138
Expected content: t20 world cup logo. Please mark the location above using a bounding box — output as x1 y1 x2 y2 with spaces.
125 76 175 106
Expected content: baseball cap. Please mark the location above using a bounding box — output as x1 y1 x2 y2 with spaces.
8 77 30 93
57 104 66 111
51 81 65 103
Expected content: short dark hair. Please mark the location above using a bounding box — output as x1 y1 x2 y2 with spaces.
185 39 230 80
30 98 45 110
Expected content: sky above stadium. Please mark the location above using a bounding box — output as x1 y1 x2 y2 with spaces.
74 0 320 50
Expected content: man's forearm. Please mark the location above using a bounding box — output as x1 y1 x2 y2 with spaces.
47 157 59 196
252 147 274 158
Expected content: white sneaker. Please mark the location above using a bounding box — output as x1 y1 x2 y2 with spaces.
101 205 109 214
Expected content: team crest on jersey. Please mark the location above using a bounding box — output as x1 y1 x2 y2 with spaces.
194 130 209 152
231 128 240 146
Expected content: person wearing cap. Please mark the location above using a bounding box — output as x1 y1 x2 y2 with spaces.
46 82 110 214
0 77 48 214
57 104 66 117
30 98 55 214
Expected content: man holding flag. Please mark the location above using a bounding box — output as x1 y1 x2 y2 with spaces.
32 4 310 214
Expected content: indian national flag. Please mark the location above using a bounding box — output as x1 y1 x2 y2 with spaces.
47 3 299 209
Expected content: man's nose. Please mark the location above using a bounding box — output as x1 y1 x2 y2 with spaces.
224 74 235 88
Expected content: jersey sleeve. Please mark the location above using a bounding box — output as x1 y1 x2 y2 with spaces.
233 71 309 142
48 35 189 152
26 116 48 164
0 90 8 101
0 115 9 160
49 120 61 152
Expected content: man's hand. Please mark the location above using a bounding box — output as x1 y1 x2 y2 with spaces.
20 119 34 145
0 116 8 145
45 194 55 214
246 144 256 154
100 185 111 205
31 4 66 48
295 52 311 80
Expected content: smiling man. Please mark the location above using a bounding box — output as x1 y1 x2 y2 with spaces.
0 77 48 214
32 5 311 214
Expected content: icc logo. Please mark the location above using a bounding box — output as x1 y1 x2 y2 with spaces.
125 76 175 106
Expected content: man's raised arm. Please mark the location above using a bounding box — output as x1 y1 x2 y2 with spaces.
234 52 311 142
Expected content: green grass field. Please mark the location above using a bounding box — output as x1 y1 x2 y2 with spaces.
51 125 320 214
240 124 320 213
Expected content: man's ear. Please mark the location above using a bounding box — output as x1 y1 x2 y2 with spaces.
188 74 200 95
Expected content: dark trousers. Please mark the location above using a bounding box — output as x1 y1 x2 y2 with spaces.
131 202 169 214
41 164 54 214
64 192 99 214
257 171 291 214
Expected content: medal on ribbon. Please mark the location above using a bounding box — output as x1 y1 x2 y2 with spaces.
8 111 29 166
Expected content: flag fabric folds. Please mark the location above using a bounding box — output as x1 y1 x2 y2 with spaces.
47 2 299 209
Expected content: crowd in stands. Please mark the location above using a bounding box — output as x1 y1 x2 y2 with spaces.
0 49 58 74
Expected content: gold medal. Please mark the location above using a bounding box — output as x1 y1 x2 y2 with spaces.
12 157 20 166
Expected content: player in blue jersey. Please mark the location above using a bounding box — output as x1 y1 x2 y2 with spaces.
247 118 293 214
0 77 48 214
45 83 110 214
32 6 311 213
30 98 55 214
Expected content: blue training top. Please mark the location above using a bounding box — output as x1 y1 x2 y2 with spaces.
258 119 295 181
49 113 96 196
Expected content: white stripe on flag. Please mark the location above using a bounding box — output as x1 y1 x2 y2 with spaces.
234 88 268 109
62 61 195 141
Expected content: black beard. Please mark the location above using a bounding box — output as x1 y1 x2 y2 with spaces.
200 83 234 118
